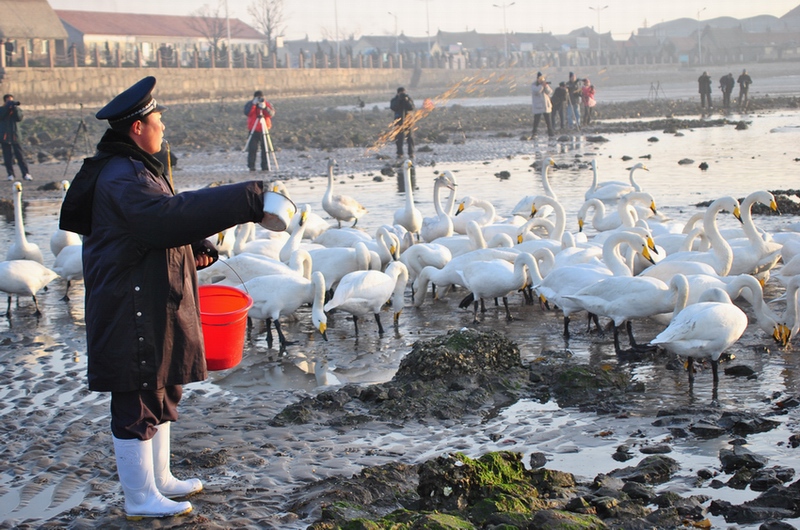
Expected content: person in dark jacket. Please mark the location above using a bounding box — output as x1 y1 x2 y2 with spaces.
59 76 276 521
720 73 735 109
390 87 415 159
550 82 568 130
698 71 713 110
737 69 753 108
565 72 582 129
0 94 32 181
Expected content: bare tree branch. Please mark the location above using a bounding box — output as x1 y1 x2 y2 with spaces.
187 2 228 62
248 0 285 55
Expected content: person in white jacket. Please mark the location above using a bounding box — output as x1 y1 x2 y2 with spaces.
531 72 554 138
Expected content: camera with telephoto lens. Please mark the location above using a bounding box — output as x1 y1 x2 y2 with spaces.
7 100 20 106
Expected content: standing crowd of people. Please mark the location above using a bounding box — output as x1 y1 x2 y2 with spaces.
530 71 596 139
697 69 752 111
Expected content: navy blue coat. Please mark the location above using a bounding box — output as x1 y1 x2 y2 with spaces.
82 155 265 392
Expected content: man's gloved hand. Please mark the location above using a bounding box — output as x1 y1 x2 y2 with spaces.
191 240 219 270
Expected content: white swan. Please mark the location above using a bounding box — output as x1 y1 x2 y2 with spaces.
309 241 373 294
726 190 782 276
456 252 538 323
322 159 368 227
400 243 452 286
452 195 497 234
535 231 656 338
511 158 558 217
513 196 567 256
432 220 491 258
323 261 409 334
50 180 82 259
393 160 423 237
584 162 648 202
364 225 401 267
245 270 328 351
563 269 685 354
578 191 656 234
7 182 44 264
413 247 519 306
52 244 83 301
0 259 58 316
640 196 741 281
420 172 456 243
198 250 313 286
651 287 747 388
313 226 373 248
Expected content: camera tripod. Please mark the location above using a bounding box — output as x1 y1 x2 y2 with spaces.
62 103 92 178
243 114 279 171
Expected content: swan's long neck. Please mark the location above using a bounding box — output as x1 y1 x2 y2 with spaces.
603 232 640 277
289 249 313 279
516 252 541 287
14 188 27 245
588 161 598 194
403 165 415 208
538 196 565 240
739 194 772 254
541 163 558 200
704 201 735 276
629 166 642 192
389 263 409 315
466 221 487 250
670 274 690 317
325 165 334 197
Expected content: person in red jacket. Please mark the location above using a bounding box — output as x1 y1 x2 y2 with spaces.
244 90 275 171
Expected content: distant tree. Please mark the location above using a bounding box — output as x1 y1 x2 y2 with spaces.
248 0 285 56
188 1 241 64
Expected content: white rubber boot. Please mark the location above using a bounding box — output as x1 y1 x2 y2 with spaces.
152 422 203 498
113 436 193 520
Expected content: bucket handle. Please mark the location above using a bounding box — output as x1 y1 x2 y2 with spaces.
217 259 250 295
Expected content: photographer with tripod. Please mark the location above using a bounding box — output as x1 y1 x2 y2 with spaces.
0 94 32 181
244 90 275 172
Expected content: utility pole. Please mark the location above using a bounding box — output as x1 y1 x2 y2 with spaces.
697 7 707 65
589 4 608 66
334 0 340 60
422 0 432 55
492 2 515 62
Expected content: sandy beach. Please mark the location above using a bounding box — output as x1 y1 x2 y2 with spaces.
3 65 800 528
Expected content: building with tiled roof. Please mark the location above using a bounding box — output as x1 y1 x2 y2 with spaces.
56 10 267 67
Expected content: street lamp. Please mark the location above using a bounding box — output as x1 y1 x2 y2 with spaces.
388 11 399 55
225 0 232 68
492 2 515 61
421 0 432 55
589 4 608 65
334 0 339 60
697 7 707 64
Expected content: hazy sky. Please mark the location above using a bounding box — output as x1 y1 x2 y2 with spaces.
47 0 800 41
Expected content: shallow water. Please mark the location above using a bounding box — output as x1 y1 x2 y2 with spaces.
3 110 800 527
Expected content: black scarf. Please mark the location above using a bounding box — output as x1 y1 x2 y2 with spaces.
59 129 165 235
97 128 164 178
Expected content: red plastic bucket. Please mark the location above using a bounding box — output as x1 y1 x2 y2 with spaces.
198 285 253 371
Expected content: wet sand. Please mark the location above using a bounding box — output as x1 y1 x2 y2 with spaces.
3 91 800 527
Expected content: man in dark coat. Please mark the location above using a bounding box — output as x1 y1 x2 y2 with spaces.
59 76 275 520
720 73 735 109
0 94 32 181
737 69 753 108
698 71 713 110
390 86 415 160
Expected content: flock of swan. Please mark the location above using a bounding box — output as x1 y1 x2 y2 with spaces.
2 156 798 393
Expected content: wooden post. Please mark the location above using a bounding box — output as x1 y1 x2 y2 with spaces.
157 48 162 68
193 50 198 68
48 41 54 67
94 46 100 67
116 47 121 67
136 44 142 67
210 49 215 68
257 53 262 68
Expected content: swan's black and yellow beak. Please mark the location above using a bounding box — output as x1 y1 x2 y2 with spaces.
578 218 585 232
733 205 743 224
771 199 781 215
641 245 656 265
319 322 328 341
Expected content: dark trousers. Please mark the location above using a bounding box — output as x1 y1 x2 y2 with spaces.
2 142 28 177
110 385 182 441
700 93 712 108
394 119 414 157
722 91 731 108
552 104 565 129
532 113 553 136
246 131 269 171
